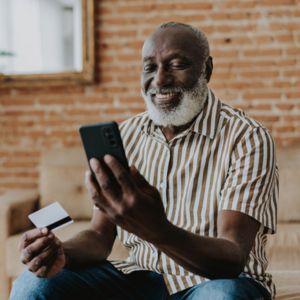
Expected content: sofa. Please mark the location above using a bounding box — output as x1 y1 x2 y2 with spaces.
0 146 300 299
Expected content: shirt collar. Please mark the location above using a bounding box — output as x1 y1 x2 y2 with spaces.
141 88 221 140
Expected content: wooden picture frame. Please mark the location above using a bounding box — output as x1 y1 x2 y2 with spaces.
0 0 94 87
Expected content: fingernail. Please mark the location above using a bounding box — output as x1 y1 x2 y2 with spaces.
41 266 47 275
41 228 48 234
104 154 113 163
90 158 99 170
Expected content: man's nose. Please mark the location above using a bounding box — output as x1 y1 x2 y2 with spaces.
152 66 172 88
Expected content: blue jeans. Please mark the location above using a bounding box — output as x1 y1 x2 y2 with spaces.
10 261 271 300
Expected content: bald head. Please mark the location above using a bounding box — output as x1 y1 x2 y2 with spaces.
158 22 210 61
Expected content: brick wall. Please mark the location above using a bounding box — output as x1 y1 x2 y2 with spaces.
0 0 300 195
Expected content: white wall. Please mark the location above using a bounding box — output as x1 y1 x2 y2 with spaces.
11 0 43 73
0 0 82 74
0 0 12 73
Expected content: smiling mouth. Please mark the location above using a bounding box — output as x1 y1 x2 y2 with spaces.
151 92 182 109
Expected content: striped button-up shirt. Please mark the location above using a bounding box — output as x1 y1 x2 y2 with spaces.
112 89 278 297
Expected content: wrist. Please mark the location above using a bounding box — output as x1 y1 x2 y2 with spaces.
151 220 174 246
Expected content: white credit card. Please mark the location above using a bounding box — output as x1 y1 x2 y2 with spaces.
28 202 73 231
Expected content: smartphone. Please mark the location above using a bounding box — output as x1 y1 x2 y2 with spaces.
79 122 128 176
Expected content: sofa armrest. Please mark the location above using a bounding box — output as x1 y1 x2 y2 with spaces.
0 190 39 238
0 190 39 300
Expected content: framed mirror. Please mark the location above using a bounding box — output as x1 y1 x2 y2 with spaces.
0 0 94 87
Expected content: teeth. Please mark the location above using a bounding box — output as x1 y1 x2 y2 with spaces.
155 93 175 100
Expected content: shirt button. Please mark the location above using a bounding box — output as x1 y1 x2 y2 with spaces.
160 182 164 188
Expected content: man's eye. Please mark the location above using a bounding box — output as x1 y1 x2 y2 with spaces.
170 62 189 69
143 64 156 72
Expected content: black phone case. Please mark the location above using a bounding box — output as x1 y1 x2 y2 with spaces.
79 121 128 170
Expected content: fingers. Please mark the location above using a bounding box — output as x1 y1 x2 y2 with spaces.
103 155 135 194
85 170 102 204
85 169 111 213
19 228 49 250
20 233 55 265
90 158 122 200
34 241 65 278
27 239 60 273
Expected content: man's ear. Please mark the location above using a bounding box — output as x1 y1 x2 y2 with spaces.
205 56 213 83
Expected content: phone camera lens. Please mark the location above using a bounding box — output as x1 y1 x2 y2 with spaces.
110 139 117 146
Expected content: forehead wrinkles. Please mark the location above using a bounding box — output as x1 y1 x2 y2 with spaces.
142 28 202 62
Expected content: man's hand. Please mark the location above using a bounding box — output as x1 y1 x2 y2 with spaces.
19 228 65 278
86 155 169 243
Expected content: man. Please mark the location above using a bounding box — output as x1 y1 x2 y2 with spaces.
10 22 278 300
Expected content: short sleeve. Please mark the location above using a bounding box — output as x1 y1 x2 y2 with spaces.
219 126 278 234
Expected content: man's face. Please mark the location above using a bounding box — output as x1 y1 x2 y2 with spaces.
141 27 208 127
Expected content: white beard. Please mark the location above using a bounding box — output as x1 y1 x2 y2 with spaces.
141 74 208 127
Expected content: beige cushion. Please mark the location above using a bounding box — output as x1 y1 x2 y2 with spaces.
39 148 92 220
267 223 300 270
273 271 300 299
6 221 128 279
277 146 300 222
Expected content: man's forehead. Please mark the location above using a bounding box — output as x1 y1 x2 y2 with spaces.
142 26 201 60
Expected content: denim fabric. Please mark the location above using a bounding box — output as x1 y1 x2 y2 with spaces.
10 261 271 300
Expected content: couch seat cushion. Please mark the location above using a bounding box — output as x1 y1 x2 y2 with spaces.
266 223 300 270
273 271 300 299
277 146 300 222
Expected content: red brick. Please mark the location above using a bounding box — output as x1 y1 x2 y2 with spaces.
0 97 37 106
271 23 300 31
174 3 213 10
275 126 296 133
276 34 294 43
255 115 280 122
242 49 282 57
282 115 300 121
240 71 280 79
286 92 300 99
249 104 273 110
261 0 296 5
217 1 257 9
38 97 77 105
14 86 85 95
211 12 260 21
3 159 37 168
3 110 45 117
282 70 300 77
101 30 138 39
276 103 295 110
1 182 38 189
285 48 300 56
0 88 11 96
243 92 281 100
